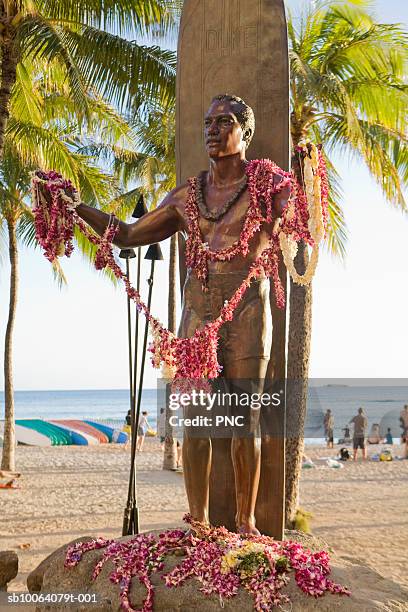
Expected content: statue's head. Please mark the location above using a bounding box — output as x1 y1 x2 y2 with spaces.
204 94 255 159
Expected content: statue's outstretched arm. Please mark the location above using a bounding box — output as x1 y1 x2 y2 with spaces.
76 187 186 249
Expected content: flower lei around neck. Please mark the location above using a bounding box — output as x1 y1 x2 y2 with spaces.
64 514 349 612
185 142 328 291
31 142 327 385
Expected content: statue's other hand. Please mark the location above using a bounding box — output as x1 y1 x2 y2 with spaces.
33 170 79 209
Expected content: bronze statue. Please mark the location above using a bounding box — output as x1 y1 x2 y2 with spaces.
74 95 290 534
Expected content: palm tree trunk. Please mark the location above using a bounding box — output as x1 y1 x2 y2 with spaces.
285 241 312 527
1 219 19 471
163 234 178 470
0 39 20 159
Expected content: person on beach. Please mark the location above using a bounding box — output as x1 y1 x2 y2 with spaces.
323 409 334 448
384 428 393 445
176 440 183 470
338 424 351 445
367 423 381 444
123 409 132 450
124 409 131 431
400 405 408 441
401 405 408 458
158 408 166 448
137 411 150 452
349 407 368 461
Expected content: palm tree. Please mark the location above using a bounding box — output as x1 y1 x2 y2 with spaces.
0 62 135 471
0 0 177 159
285 0 408 527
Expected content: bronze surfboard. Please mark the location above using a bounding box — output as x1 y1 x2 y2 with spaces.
176 0 289 539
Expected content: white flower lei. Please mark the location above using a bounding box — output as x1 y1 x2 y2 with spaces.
278 140 324 286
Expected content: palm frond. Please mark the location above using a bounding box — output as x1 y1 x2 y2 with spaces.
108 187 142 219
58 27 176 111
50 256 68 287
83 95 137 147
18 15 90 117
35 0 178 39
11 62 43 124
309 122 348 259
323 113 407 209
6 118 115 206
0 219 7 267
73 225 119 285
288 1 408 257
16 208 37 248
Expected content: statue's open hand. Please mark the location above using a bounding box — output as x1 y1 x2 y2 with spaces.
33 170 79 210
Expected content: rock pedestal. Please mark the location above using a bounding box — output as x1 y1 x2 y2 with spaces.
0 550 18 591
27 531 408 612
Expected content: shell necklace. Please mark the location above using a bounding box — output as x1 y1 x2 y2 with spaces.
196 170 248 222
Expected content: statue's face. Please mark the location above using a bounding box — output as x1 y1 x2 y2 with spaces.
204 100 245 159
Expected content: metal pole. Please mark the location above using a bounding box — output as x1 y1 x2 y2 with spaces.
128 196 147 532
131 194 148 409
119 249 136 536
132 248 142 430
125 259 156 535
126 258 134 416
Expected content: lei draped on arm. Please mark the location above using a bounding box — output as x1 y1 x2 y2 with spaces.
30 142 328 384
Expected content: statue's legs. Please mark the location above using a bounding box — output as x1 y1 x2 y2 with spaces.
179 275 212 524
221 276 271 533
182 435 211 524
223 358 269 534
179 272 272 530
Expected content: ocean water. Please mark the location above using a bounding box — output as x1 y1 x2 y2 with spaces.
1 385 407 443
0 389 156 429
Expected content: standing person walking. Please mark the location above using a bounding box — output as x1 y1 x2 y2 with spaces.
323 409 334 449
349 408 368 461
123 409 132 450
137 411 150 452
400 405 408 458
400 405 408 440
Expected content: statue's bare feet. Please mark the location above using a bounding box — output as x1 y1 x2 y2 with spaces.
237 524 261 536
184 522 210 539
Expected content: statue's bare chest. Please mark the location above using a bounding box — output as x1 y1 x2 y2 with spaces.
198 185 249 245
197 186 272 252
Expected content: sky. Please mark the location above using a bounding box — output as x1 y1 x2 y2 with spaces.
0 0 407 391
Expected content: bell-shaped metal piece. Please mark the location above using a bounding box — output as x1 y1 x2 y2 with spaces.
132 194 148 219
119 249 137 259
144 243 164 261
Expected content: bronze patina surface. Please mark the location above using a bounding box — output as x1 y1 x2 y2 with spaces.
176 0 289 538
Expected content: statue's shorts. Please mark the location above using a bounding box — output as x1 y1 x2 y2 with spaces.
179 270 272 365
178 271 274 437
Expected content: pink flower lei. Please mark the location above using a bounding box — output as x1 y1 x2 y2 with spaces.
279 150 329 244
184 159 292 289
64 515 349 612
31 154 328 384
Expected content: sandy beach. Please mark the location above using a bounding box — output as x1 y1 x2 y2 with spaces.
1 440 407 595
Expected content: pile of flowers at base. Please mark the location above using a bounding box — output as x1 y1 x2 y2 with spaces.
30 143 327 384
65 515 349 612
